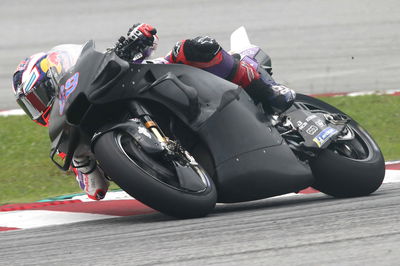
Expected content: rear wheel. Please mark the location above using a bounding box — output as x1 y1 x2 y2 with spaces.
94 129 217 218
294 94 385 197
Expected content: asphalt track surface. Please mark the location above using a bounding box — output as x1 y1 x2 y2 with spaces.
1 183 399 265
1 0 400 109
1 0 400 265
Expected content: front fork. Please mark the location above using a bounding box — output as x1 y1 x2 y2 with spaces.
128 101 208 191
128 101 168 145
128 100 198 166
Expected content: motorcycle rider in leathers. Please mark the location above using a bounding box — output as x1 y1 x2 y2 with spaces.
12 23 296 200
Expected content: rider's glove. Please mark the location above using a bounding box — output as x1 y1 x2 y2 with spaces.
115 23 157 62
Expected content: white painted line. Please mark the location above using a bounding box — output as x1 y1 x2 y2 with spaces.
386 161 400 165
383 170 400 183
347 91 380 97
345 89 400 97
0 109 25 116
0 210 117 229
344 89 400 97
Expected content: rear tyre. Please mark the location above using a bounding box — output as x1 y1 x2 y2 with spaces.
295 94 385 197
94 130 217 218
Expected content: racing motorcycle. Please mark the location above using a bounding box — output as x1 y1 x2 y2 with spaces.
46 27 385 218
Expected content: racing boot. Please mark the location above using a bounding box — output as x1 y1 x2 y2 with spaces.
73 156 110 200
229 59 296 114
244 78 296 114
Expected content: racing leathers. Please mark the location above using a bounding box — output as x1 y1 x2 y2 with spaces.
115 23 296 114
163 36 296 113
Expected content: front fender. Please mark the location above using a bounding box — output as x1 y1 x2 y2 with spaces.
91 120 164 154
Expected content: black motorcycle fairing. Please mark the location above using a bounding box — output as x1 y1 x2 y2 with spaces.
48 99 65 142
197 90 314 201
48 41 128 141
47 49 243 172
216 145 312 202
46 42 243 171
198 90 282 165
47 42 314 197
49 127 79 170
49 43 242 134
88 62 243 130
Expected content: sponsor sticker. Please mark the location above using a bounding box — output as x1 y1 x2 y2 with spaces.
297 121 308 130
305 114 317 122
47 52 63 74
306 125 319 135
315 119 326 128
313 127 338 147
59 72 80 115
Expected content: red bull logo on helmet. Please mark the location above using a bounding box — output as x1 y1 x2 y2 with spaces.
47 52 63 74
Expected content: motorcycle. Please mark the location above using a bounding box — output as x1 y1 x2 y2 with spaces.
46 27 385 218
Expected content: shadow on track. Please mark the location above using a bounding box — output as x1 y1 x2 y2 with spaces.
87 187 392 227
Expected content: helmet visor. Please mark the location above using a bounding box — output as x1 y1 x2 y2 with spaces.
16 82 52 120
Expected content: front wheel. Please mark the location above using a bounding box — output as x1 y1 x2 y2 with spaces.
295 94 385 197
93 130 217 218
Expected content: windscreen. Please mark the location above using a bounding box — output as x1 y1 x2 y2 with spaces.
45 44 84 85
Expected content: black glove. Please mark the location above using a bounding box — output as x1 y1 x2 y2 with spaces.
115 23 157 61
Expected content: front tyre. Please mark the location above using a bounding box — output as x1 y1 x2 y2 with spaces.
93 130 217 218
295 94 385 197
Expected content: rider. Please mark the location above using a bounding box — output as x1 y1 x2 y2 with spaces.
12 23 296 201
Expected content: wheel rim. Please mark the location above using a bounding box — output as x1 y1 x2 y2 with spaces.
329 129 369 160
114 131 210 193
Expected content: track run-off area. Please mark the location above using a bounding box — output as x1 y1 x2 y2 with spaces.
1 162 400 233
1 166 400 265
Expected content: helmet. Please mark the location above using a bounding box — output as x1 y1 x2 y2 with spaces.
13 52 55 126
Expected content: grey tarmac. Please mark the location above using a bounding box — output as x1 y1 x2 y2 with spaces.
1 183 399 265
1 0 399 109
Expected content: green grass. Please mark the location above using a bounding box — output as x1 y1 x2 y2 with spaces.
318 95 400 161
0 95 399 205
0 116 76 205
0 116 120 205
